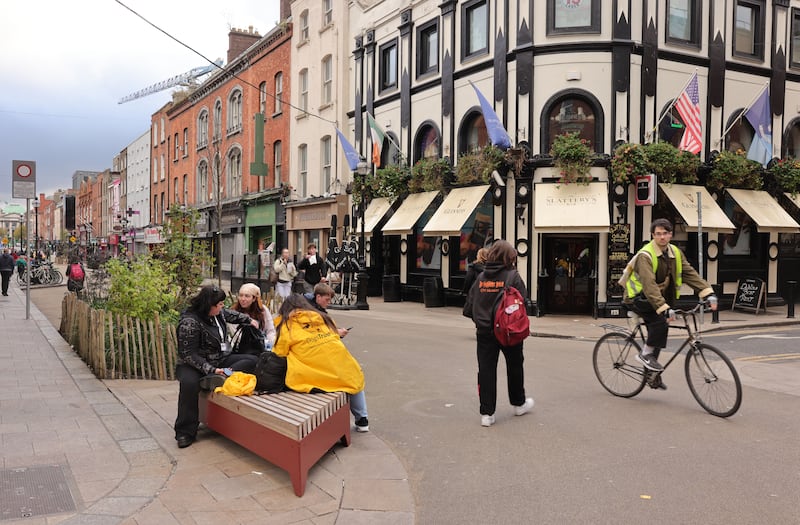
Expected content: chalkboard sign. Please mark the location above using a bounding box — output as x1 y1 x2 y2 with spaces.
732 277 766 314
607 224 630 298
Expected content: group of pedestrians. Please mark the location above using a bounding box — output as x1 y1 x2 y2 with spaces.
271 243 331 299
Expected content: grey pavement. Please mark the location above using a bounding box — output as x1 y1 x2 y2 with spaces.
1 273 798 524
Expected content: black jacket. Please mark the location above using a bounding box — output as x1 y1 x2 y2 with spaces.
298 255 326 285
461 261 485 295
0 254 13 273
176 308 253 374
467 262 527 335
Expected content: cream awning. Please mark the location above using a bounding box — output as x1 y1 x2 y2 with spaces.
362 197 394 236
659 184 735 233
533 182 610 233
786 192 800 211
422 185 490 236
381 191 439 235
727 189 800 233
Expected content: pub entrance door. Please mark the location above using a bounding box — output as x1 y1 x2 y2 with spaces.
542 235 595 315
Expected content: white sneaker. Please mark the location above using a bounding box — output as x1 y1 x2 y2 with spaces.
514 398 535 416
481 414 495 427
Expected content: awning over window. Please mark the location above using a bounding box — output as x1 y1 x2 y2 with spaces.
786 192 800 211
362 197 394 236
422 185 490 236
381 191 439 235
533 182 610 233
727 189 800 233
659 184 735 232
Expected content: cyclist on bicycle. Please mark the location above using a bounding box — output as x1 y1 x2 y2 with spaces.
624 219 718 387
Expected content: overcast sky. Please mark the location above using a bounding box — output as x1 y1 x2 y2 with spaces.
0 0 281 207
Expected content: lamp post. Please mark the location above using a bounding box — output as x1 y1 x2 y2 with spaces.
355 160 370 310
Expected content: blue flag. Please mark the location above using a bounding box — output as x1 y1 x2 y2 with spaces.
335 127 361 171
744 87 772 166
470 81 512 150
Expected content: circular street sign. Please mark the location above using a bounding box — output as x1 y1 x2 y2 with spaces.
16 163 32 178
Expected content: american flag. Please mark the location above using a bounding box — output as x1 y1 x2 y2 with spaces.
675 73 702 154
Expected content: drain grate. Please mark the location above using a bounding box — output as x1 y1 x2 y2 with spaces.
0 465 76 521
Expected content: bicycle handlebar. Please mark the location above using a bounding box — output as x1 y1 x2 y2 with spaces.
673 300 713 316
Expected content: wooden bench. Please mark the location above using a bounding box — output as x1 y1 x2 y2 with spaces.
199 390 351 496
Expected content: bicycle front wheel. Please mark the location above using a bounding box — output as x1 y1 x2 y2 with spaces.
593 332 646 398
684 343 742 418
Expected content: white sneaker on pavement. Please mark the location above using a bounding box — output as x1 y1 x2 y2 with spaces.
514 398 535 416
481 414 495 427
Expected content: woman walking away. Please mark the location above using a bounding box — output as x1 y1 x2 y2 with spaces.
173 285 260 448
464 240 534 427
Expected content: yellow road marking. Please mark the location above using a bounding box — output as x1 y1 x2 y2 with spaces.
736 353 800 363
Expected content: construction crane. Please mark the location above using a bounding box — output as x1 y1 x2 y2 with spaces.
118 59 224 104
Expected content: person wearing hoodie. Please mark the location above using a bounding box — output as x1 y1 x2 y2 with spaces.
461 247 489 296
464 240 534 427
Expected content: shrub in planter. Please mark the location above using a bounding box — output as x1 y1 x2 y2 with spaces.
455 145 507 185
767 157 800 196
550 132 593 185
644 142 700 185
410 158 453 192
611 142 648 184
375 164 412 199
707 150 763 190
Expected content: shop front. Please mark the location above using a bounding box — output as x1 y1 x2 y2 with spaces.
284 195 349 264
220 205 246 281
361 197 397 295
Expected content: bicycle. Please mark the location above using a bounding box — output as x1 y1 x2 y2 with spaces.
592 301 742 418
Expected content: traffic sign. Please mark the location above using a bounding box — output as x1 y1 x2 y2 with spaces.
12 160 36 199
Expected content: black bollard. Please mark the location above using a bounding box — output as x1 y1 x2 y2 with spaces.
711 284 722 324
788 280 797 319
355 271 370 310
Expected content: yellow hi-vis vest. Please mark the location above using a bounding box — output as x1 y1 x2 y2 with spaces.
626 240 682 299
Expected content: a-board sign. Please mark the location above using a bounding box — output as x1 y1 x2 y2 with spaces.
731 277 766 314
607 223 630 298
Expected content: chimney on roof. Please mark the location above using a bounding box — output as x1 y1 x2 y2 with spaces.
227 26 261 63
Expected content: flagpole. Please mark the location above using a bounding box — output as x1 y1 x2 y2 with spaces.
715 81 769 149
648 70 698 143
367 111 410 166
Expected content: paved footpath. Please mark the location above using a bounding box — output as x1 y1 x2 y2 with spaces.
2 275 798 524
0 285 413 525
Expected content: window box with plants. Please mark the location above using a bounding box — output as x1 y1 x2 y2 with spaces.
611 141 700 186
706 150 763 191
455 145 509 186
409 157 453 193
767 157 800 196
550 132 593 185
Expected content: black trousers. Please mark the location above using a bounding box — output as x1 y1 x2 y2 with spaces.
174 353 258 440
476 332 526 416
1 271 11 295
631 303 669 349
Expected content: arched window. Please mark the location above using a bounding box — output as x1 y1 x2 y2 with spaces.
213 154 222 198
197 161 208 203
783 118 800 158
414 123 441 162
213 100 222 142
657 102 689 148
197 109 209 149
724 110 755 154
381 132 401 166
541 91 603 154
299 10 309 41
458 111 488 155
227 89 243 133
227 148 242 197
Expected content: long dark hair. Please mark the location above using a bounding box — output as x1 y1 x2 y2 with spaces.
188 285 226 317
275 294 338 344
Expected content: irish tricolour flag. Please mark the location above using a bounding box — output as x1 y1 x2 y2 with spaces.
367 112 385 167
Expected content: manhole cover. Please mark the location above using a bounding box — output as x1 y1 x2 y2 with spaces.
0 465 76 520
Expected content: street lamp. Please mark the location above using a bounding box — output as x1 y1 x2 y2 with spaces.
355 160 370 310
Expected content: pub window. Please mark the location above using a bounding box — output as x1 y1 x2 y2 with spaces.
379 40 398 92
791 8 800 69
417 19 439 77
783 118 800 158
458 111 489 155
414 122 441 162
462 0 489 60
547 0 601 35
667 0 701 47
721 194 755 256
733 0 765 60
382 132 402 166
542 93 603 154
724 110 756 154
657 101 689 148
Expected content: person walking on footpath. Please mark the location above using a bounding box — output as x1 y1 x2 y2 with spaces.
174 285 261 449
65 257 86 292
297 243 327 288
272 248 298 299
624 218 717 389
464 240 534 427
0 248 14 296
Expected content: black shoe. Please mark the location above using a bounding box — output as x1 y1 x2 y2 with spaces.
355 417 369 433
199 374 226 391
176 435 194 448
647 374 667 391
636 352 664 372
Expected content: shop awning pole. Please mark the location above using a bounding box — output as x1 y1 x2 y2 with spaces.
697 191 704 326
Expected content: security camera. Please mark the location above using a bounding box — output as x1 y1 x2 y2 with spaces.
491 170 505 187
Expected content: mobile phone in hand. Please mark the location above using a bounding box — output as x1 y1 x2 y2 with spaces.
345 327 354 331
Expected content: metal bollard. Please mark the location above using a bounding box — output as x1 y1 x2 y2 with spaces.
787 280 797 319
711 284 722 324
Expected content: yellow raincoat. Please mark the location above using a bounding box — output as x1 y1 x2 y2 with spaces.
214 372 257 396
272 309 364 394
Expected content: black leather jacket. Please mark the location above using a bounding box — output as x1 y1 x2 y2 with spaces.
176 308 253 374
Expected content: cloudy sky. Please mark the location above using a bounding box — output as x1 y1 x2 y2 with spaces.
0 0 281 206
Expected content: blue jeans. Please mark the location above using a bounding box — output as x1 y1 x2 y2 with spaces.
348 390 368 419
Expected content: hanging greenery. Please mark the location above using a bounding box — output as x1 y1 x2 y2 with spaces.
610 143 649 184
455 145 507 185
644 142 700 185
409 158 453 192
767 157 800 196
706 150 763 190
550 132 593 185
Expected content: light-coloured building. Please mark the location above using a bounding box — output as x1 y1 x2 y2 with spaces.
125 130 151 255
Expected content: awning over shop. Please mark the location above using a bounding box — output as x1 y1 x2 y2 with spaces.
381 190 439 235
659 184 735 232
533 182 610 233
786 192 800 211
422 185 490 236
362 197 394 236
727 189 800 233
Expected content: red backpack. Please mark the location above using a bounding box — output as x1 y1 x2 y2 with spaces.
70 263 85 281
493 286 530 347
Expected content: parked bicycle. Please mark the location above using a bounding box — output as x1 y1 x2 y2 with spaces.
592 301 742 417
17 261 64 286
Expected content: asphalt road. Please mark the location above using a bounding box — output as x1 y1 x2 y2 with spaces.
29 287 800 524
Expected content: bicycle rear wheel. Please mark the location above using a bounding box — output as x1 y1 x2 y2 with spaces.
51 268 64 284
684 343 742 418
593 332 647 397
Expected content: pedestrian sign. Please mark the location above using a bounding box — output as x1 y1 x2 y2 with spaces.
12 160 36 199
